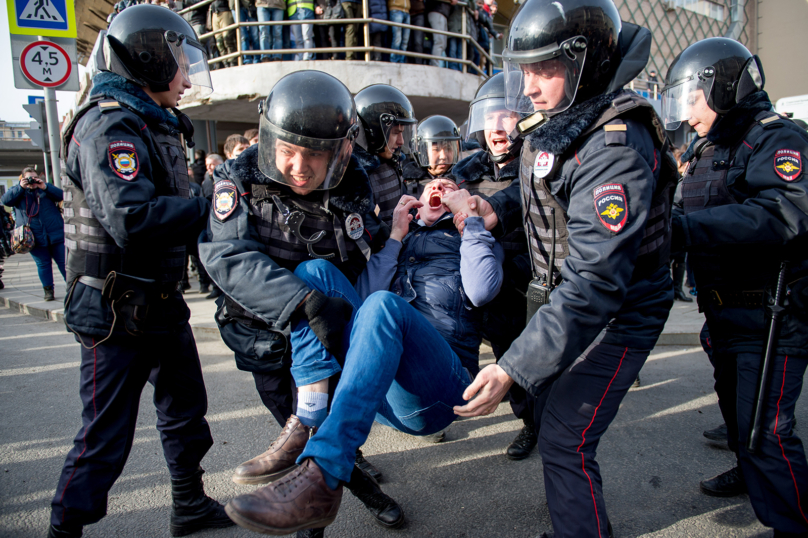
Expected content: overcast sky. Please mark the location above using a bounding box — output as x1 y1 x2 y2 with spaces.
0 11 84 124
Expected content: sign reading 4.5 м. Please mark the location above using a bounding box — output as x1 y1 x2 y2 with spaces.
7 0 77 38
21 40 72 87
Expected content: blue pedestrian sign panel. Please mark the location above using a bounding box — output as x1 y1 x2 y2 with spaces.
7 0 77 38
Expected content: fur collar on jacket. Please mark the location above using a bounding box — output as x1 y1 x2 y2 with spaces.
525 91 621 155
90 72 179 128
452 151 519 184
705 91 773 145
229 144 374 215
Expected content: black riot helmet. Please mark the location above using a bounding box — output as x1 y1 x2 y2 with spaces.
466 73 523 163
661 38 764 131
502 0 622 134
257 70 359 192
102 4 213 95
355 84 417 155
412 115 461 170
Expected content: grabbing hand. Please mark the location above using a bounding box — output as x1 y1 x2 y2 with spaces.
453 363 514 417
390 195 422 242
442 191 497 234
303 290 353 355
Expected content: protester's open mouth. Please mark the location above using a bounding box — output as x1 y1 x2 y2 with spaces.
429 193 442 208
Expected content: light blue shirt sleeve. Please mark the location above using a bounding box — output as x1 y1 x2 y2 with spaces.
460 216 505 307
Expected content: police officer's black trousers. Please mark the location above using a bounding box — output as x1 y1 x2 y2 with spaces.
713 346 808 533
539 342 648 538
51 325 214 527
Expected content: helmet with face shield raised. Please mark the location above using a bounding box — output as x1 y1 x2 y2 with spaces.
501 0 621 134
467 73 523 163
412 116 462 172
257 70 359 192
661 38 764 131
101 4 213 96
355 84 417 156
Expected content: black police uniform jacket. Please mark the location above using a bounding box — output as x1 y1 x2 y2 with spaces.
198 144 389 373
673 91 808 357
402 157 445 198
353 144 403 228
451 151 531 347
62 73 209 337
488 88 677 397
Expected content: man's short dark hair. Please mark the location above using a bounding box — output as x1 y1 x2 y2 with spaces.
244 128 259 141
194 149 207 161
224 134 249 158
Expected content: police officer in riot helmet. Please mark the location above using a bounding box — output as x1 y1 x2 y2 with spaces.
51 5 232 538
402 115 462 197
354 84 417 227
198 70 405 534
664 38 808 536
451 73 542 461
442 1 678 536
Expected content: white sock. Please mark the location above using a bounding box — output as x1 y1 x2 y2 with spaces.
297 391 329 428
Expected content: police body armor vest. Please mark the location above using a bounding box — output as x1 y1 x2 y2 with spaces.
463 171 527 260
224 183 365 327
62 97 191 286
521 92 677 283
368 161 402 227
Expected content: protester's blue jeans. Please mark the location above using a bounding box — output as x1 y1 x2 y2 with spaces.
232 8 259 63
389 10 411 63
291 260 471 483
290 7 315 60
257 7 284 61
30 241 66 288
447 37 461 71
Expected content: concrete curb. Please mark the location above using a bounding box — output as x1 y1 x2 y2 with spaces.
0 293 64 323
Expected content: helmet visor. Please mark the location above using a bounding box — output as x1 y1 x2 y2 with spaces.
166 32 213 97
503 36 586 117
258 114 356 192
415 139 461 169
467 97 521 141
661 74 715 131
381 115 417 155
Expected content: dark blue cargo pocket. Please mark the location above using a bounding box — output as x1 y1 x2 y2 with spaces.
215 301 288 374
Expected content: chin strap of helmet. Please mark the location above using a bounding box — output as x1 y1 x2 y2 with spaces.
172 107 196 148
489 130 524 164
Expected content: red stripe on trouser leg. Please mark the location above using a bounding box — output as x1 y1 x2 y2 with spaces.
58 338 99 523
576 346 628 538
774 356 808 525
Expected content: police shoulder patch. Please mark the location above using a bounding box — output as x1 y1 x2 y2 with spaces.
213 180 238 221
774 149 802 181
108 141 139 181
593 183 628 233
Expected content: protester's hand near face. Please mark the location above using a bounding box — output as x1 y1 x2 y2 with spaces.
442 190 497 233
390 195 422 242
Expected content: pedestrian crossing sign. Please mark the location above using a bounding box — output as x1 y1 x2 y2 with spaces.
7 0 77 38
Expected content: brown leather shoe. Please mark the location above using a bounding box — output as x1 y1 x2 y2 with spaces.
232 415 311 485
225 458 343 535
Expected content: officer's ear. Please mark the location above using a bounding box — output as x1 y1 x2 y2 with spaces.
735 55 765 103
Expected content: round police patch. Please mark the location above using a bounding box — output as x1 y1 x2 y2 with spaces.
345 213 364 240
593 183 628 233
108 141 139 181
533 151 555 178
213 180 238 221
774 149 802 181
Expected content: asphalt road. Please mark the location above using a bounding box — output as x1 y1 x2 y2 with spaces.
0 306 798 538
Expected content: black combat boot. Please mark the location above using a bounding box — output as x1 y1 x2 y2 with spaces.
297 528 326 538
355 448 382 482
672 263 693 302
703 423 728 442
700 465 747 497
507 421 538 460
44 286 55 301
346 465 404 528
170 468 235 536
47 524 82 538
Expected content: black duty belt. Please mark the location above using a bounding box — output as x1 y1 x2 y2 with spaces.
700 288 764 309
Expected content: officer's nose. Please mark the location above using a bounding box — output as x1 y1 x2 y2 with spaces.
290 153 306 173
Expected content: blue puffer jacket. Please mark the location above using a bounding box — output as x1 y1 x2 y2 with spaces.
368 0 388 33
2 183 64 246
390 215 483 375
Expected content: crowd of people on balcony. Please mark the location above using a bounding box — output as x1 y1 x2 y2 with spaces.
108 0 502 72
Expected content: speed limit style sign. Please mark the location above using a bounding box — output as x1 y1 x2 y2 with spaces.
10 35 79 91
21 40 71 86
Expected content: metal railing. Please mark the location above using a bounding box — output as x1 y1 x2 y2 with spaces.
628 77 661 100
177 0 496 76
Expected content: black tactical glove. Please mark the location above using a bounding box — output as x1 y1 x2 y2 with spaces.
303 290 353 355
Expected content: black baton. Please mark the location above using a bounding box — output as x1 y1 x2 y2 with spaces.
746 261 789 454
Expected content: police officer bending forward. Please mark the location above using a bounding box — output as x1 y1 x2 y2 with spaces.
51 5 233 538
443 1 677 536
198 71 405 534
